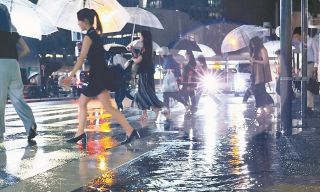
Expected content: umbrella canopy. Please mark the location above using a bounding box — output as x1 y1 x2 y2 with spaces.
1 0 57 40
125 7 164 29
168 39 202 52
37 0 130 33
28 72 39 80
263 41 280 57
221 25 267 53
178 43 216 58
103 43 130 53
128 39 160 51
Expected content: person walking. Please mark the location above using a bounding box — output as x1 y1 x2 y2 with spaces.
62 8 139 144
160 47 189 118
292 27 319 114
182 50 198 113
131 31 163 121
249 36 274 108
0 4 37 142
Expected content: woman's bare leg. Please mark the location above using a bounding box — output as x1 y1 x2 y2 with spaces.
152 107 160 120
75 94 91 137
97 90 134 136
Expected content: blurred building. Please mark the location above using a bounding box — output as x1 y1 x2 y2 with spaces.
119 0 223 23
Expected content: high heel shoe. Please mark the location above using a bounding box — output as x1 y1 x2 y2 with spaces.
66 133 87 143
121 130 140 145
28 123 37 142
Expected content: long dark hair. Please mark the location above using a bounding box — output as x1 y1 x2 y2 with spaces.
141 30 153 61
186 49 196 67
0 4 11 32
249 36 264 60
77 8 102 33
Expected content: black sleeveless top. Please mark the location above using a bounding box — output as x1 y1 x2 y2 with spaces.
0 31 21 59
137 51 154 74
81 28 113 97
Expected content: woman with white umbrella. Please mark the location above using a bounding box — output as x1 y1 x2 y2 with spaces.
62 8 139 144
0 4 37 142
130 31 163 121
249 36 274 109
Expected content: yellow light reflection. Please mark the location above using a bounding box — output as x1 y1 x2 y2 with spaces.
228 35 238 48
97 154 108 172
100 122 111 132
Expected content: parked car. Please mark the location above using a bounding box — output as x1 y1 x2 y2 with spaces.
233 63 251 96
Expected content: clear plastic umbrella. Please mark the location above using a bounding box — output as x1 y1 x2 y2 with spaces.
1 0 57 40
178 43 216 58
37 0 130 33
125 7 164 42
125 7 164 29
263 41 280 57
221 25 267 53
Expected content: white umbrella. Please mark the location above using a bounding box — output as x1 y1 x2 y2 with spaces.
128 39 160 51
1 0 57 40
221 25 267 53
37 0 130 33
28 72 39 80
178 43 216 58
125 7 164 29
263 41 280 57
125 7 164 42
103 43 125 51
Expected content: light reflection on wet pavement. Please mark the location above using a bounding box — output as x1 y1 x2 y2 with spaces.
75 96 281 191
3 96 320 191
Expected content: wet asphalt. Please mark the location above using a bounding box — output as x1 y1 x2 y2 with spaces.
2 94 320 191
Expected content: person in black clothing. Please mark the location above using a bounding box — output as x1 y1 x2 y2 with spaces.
114 60 135 112
182 50 198 113
62 8 138 145
0 4 37 142
131 31 163 121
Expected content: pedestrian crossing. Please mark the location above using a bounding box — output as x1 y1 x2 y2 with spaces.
5 102 79 128
4 100 142 132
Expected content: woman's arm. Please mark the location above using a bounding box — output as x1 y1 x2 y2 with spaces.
16 38 30 59
252 48 269 65
63 36 92 85
70 36 92 76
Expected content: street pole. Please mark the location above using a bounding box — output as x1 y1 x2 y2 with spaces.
280 0 293 136
301 0 308 128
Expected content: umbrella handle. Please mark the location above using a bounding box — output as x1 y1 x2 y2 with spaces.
131 23 136 44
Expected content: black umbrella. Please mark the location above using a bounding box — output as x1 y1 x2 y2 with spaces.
168 39 201 52
108 46 130 54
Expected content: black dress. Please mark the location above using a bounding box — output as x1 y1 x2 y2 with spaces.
81 28 116 97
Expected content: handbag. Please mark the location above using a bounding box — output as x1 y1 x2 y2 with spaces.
308 73 319 95
163 70 179 92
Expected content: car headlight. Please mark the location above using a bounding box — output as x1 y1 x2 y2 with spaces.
234 77 246 91
201 74 219 93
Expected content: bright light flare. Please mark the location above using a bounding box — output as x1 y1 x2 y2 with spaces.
198 72 223 93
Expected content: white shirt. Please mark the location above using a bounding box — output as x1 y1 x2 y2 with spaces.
295 36 318 67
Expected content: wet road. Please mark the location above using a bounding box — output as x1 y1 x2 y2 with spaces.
2 95 320 191
72 96 283 191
